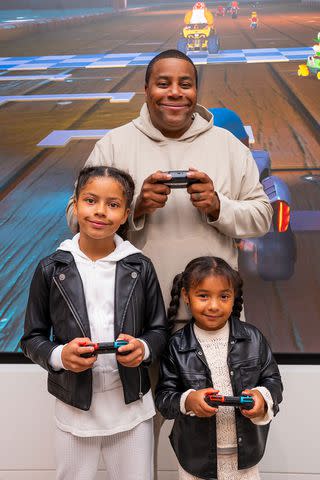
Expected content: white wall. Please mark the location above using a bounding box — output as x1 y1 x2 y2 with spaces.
0 364 319 480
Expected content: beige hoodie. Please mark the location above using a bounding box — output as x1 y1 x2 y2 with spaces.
67 104 272 318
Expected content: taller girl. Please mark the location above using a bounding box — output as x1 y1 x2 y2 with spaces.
21 166 168 480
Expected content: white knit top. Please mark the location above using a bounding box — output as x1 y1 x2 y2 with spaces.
194 322 237 451
180 321 274 453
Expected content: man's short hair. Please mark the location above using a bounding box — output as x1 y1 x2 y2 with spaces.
145 49 198 88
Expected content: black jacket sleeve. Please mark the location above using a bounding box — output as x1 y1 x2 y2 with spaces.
20 261 60 372
139 259 169 364
155 342 184 419
257 333 283 415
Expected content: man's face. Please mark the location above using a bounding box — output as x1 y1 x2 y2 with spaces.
145 58 197 138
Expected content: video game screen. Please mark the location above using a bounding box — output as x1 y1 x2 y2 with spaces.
0 0 319 356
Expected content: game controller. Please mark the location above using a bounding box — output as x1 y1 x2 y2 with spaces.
205 394 254 410
159 170 200 188
80 340 129 358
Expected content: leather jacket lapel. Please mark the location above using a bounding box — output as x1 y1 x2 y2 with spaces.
53 259 91 338
114 258 140 339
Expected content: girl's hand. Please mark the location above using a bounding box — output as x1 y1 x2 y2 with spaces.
185 388 219 417
240 389 267 419
115 333 145 368
61 337 97 373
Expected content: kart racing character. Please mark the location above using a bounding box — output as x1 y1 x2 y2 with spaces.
184 2 214 27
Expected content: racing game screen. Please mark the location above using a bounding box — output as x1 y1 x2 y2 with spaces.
0 0 319 356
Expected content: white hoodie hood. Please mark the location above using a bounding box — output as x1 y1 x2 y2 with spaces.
58 233 141 263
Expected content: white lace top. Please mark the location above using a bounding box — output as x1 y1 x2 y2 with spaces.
194 322 237 450
180 321 274 452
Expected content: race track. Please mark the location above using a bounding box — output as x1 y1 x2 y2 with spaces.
0 2 319 353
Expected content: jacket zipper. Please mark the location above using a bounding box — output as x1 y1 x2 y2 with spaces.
119 275 139 333
53 277 86 337
123 277 143 400
132 286 143 400
138 368 143 401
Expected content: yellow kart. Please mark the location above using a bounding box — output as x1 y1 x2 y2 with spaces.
177 23 220 54
297 55 320 79
298 64 310 77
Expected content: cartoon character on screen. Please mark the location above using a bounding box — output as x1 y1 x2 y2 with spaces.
297 32 320 79
184 2 214 27
250 11 258 29
312 32 320 56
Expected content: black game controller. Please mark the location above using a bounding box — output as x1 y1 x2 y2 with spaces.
80 340 129 358
205 394 254 410
159 170 200 189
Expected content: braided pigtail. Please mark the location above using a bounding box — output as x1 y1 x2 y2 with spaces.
231 275 244 320
167 273 184 331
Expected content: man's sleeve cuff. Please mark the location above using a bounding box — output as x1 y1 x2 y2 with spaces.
48 345 66 371
128 195 145 231
206 191 225 226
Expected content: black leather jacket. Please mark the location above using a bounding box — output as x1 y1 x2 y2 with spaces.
21 250 168 410
155 317 283 479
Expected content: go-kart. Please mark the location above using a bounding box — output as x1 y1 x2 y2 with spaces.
297 54 320 80
226 4 239 18
216 5 226 16
177 23 220 54
231 6 239 18
209 107 297 281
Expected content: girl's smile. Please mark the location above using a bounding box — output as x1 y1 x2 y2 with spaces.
73 175 129 260
182 274 235 331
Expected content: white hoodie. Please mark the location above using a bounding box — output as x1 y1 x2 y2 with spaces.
50 234 155 437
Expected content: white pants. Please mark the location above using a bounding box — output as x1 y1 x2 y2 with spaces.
178 453 260 480
55 418 154 480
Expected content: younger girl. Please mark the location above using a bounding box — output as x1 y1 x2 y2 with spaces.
155 256 283 480
21 166 168 480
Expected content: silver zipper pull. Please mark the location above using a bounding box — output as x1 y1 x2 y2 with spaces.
139 392 143 400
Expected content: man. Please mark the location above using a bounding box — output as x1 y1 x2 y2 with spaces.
66 48 272 478
67 49 272 322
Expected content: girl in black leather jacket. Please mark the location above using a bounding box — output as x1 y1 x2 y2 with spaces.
155 256 282 480
21 166 168 480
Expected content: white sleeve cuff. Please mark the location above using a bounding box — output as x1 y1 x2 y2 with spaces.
206 191 229 228
139 339 150 361
250 386 274 425
48 345 66 371
180 389 196 416
128 194 145 231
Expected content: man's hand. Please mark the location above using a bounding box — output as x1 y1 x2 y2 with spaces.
185 388 219 417
240 389 267 419
61 337 97 372
134 171 172 219
115 333 145 368
187 167 220 220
